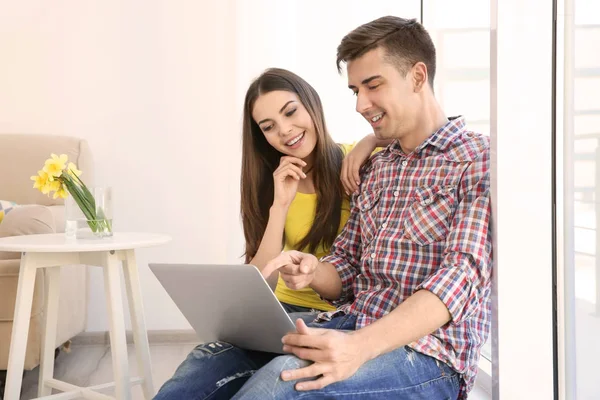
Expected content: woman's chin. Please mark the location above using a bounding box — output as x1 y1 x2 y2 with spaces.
281 144 314 160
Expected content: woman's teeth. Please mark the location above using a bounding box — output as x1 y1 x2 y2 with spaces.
286 132 305 146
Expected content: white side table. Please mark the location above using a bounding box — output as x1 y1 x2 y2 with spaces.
0 232 171 400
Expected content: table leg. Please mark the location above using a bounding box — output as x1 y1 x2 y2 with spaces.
103 251 131 400
38 266 61 397
4 254 37 400
122 250 155 399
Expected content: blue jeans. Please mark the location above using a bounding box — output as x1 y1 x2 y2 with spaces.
280 302 314 314
154 314 460 400
280 302 319 325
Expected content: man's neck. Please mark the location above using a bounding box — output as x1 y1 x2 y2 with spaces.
398 101 448 154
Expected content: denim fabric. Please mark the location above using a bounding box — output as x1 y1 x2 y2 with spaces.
281 302 319 325
280 302 314 314
154 314 459 400
153 341 278 400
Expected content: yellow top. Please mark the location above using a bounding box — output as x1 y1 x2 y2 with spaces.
274 143 354 311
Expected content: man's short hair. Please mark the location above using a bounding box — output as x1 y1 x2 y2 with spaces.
337 16 437 88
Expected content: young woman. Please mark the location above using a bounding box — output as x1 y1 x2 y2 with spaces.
240 68 389 313
153 68 390 400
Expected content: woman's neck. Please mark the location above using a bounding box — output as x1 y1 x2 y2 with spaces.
297 171 315 194
302 151 315 172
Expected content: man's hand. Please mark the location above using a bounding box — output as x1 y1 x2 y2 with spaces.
262 251 318 290
280 319 368 391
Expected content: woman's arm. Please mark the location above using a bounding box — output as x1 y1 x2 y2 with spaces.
341 134 393 195
248 205 289 290
248 156 306 290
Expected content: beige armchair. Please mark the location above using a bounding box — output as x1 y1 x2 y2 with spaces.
0 134 92 384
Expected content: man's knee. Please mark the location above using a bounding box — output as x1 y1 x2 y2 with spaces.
266 354 311 376
235 355 311 398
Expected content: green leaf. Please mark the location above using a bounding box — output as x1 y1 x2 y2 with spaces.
63 180 95 220
63 173 112 235
71 173 96 206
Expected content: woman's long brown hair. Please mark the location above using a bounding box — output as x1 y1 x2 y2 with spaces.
241 68 344 262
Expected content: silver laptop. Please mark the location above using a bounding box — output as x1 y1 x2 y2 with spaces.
149 263 296 354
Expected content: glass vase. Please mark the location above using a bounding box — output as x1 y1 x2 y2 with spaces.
65 186 113 239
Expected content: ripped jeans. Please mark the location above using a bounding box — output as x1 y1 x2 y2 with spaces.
153 314 460 400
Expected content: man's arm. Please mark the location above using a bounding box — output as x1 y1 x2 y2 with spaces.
280 150 492 391
356 150 492 360
353 290 450 360
308 261 342 300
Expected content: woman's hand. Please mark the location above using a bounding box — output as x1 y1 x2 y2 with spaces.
273 156 307 209
341 135 378 195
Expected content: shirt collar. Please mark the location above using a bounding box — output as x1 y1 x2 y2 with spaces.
389 116 466 156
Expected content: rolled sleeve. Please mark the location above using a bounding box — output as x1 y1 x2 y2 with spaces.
419 152 492 324
419 254 480 324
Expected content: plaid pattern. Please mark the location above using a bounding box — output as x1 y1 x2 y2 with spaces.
321 117 492 399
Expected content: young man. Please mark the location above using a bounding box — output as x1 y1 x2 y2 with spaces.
155 16 491 400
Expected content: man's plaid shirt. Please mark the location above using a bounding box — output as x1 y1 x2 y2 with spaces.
321 117 492 398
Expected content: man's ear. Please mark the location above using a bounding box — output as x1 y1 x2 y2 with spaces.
412 62 428 92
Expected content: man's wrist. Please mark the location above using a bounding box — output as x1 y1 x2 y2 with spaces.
351 329 380 363
309 260 345 300
309 259 332 292
308 260 322 291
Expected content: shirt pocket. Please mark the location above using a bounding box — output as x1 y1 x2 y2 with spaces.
403 185 456 246
356 189 382 246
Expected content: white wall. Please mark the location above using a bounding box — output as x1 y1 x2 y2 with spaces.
0 0 239 331
0 0 419 332
235 0 421 144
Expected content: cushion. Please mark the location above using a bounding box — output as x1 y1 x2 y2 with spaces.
0 205 56 260
0 134 95 207
0 200 17 225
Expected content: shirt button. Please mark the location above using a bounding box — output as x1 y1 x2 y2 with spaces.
370 253 376 259
424 198 432 205
402 160 408 167
393 191 399 197
381 222 387 228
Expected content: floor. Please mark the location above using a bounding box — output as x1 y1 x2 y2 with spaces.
20 343 196 400
19 342 492 399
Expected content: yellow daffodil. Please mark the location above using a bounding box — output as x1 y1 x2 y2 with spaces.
53 184 69 199
42 179 61 195
30 153 111 236
43 153 68 180
40 183 52 194
67 162 82 178
49 180 61 191
30 170 50 190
